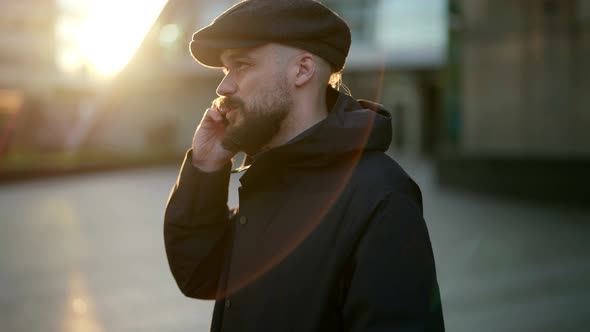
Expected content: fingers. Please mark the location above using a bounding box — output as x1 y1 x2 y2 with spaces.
205 107 225 124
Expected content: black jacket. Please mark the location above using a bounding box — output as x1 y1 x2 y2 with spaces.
164 88 445 331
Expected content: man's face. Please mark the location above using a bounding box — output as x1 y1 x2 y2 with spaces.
215 44 293 155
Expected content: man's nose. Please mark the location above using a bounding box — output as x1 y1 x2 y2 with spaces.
216 75 237 96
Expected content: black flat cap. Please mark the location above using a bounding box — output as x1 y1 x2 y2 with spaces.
190 0 351 71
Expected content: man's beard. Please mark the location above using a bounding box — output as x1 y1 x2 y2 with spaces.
218 77 292 155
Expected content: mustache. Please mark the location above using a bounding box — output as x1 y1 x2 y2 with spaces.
213 96 245 111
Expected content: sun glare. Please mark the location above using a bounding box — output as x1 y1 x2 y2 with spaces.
58 0 168 78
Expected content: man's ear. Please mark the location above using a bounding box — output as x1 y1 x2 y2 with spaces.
293 53 316 87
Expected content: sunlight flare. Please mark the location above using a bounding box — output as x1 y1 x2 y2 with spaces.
58 0 168 77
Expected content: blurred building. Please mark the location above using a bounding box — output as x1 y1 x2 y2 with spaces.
89 0 448 157
82 0 222 154
0 0 56 91
0 0 58 153
438 0 590 203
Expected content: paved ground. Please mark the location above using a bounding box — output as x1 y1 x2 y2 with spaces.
1 157 589 332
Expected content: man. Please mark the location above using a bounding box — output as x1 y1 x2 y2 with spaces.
164 0 445 331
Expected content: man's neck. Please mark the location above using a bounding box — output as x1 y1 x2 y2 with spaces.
263 90 328 151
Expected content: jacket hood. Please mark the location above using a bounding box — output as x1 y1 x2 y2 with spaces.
238 87 392 184
289 87 392 156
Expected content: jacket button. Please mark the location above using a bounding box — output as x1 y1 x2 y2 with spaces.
239 216 248 225
225 299 231 309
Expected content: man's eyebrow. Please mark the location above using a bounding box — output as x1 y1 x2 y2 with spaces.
221 50 254 66
229 54 251 64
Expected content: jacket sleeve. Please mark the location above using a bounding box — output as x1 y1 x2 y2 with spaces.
342 190 445 332
164 150 233 300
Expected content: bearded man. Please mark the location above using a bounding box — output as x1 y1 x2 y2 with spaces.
164 1 445 331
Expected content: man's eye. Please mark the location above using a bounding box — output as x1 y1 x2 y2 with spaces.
236 62 250 72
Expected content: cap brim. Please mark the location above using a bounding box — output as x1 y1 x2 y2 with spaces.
190 39 267 68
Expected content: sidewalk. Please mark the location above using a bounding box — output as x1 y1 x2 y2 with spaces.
0 150 183 183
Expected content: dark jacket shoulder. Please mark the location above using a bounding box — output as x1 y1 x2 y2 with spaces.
350 151 423 208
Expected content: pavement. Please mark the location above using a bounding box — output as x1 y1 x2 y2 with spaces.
1 156 589 332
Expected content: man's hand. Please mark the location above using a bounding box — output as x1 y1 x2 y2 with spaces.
191 106 235 172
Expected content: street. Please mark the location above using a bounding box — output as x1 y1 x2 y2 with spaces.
1 157 589 332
